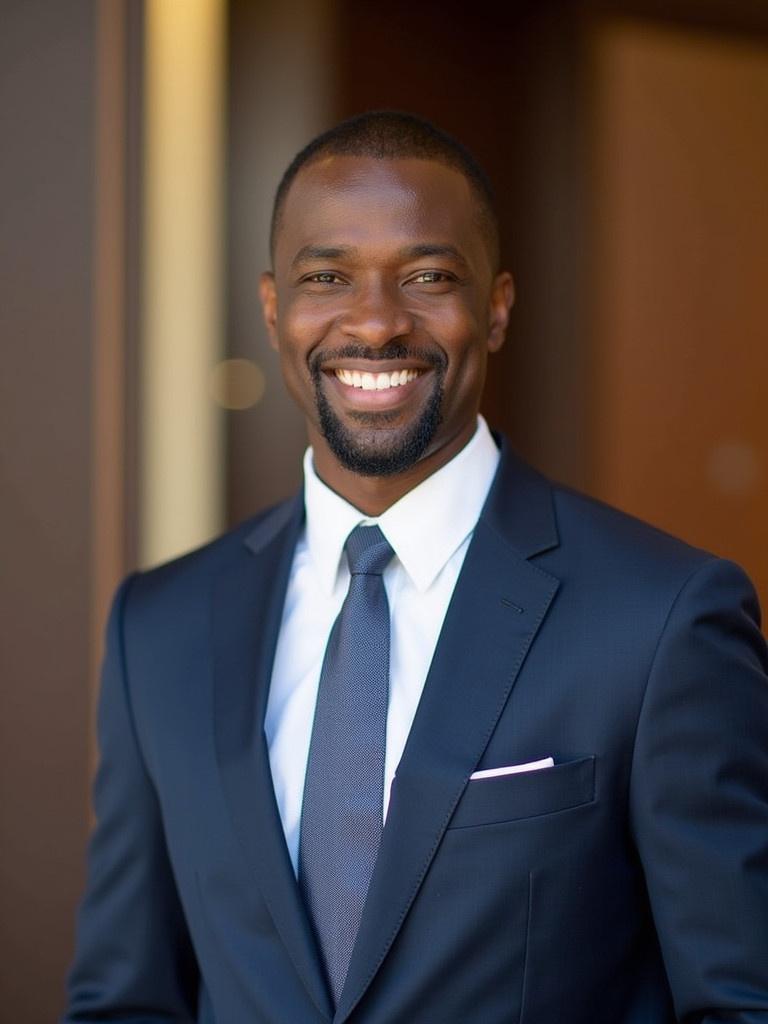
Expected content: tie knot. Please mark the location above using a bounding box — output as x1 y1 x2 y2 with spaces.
345 524 394 577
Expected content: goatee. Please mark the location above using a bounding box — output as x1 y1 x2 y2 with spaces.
310 344 446 477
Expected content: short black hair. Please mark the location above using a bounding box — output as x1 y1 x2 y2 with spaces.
269 110 500 268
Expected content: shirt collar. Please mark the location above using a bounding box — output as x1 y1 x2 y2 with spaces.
303 416 500 594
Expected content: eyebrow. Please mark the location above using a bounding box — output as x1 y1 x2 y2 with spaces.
291 245 355 269
400 244 468 266
291 242 469 269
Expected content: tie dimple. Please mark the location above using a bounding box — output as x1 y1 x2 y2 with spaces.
345 525 393 576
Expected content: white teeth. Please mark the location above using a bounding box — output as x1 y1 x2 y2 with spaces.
335 368 422 390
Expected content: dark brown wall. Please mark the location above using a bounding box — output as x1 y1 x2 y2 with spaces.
588 19 768 604
0 2 96 1018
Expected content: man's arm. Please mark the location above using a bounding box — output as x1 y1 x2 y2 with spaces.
630 558 768 1022
63 575 199 1022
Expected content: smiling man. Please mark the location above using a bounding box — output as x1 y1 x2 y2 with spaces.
65 112 768 1024
260 136 513 506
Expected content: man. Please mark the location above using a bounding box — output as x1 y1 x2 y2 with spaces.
65 111 768 1023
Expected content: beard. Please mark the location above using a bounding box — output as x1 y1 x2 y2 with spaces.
310 343 446 477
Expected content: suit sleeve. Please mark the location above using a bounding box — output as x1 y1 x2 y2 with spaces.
63 574 199 1022
629 558 768 1023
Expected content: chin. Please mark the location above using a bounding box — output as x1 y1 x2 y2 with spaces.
317 389 444 478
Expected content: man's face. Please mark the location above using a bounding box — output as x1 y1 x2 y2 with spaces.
260 155 513 481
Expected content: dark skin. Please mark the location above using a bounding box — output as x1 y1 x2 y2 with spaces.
259 155 515 516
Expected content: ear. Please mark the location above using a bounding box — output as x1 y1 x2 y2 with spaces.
259 271 279 351
487 271 515 353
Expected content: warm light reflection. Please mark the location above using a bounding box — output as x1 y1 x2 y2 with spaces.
141 0 226 567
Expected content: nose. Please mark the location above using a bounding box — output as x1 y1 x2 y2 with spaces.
339 280 414 348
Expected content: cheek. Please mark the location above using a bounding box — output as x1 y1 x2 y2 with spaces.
433 316 490 405
281 299 336 346
432 309 486 371
275 351 320 427
426 296 483 343
449 348 488 404
275 309 326 382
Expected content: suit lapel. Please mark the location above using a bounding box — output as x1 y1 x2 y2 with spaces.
213 494 334 1021
334 443 561 1024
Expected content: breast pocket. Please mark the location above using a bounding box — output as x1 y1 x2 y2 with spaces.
447 755 596 829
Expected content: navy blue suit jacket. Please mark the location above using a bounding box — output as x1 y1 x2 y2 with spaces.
65 438 768 1023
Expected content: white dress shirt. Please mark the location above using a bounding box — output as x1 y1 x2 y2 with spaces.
265 416 501 875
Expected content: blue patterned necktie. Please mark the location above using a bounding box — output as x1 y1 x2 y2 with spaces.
298 524 394 1005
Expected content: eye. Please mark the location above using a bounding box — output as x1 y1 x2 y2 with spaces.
302 271 345 285
409 270 454 285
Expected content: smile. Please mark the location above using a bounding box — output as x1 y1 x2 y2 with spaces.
334 368 424 391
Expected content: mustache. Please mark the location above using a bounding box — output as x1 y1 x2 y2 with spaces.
309 343 447 377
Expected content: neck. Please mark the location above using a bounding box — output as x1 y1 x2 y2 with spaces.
308 421 476 516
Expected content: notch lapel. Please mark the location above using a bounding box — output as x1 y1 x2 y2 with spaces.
213 494 334 1021
334 444 561 1024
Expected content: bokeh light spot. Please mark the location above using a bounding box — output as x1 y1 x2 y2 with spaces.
209 358 266 410
707 441 763 497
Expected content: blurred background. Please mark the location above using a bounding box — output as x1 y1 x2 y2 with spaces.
1 0 766 1017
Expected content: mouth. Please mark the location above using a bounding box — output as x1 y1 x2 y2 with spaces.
321 363 432 411
333 367 424 391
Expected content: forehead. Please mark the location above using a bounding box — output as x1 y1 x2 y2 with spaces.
274 155 488 267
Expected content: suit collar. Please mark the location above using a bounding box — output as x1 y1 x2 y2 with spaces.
243 490 304 557
481 432 560 560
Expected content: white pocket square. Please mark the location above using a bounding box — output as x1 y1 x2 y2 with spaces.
470 757 554 780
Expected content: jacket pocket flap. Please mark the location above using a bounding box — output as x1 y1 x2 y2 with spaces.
448 755 596 829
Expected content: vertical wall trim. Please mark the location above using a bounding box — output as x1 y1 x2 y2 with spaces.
91 0 127 774
141 0 226 567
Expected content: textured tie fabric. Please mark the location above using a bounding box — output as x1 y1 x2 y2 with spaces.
298 524 394 1005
